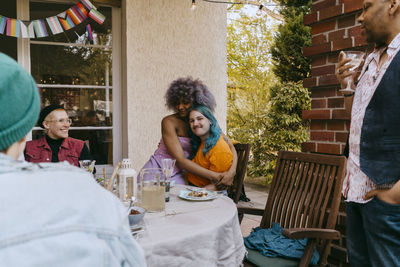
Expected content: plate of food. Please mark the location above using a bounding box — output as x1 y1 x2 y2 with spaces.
178 188 218 201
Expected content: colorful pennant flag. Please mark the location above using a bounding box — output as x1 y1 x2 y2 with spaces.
0 15 6 34
67 6 84 25
86 23 93 44
81 0 96 11
76 3 88 19
57 11 67 19
28 22 35 38
88 8 105 24
59 14 75 31
6 18 20 37
46 16 63 35
19 20 29 38
33 19 48 38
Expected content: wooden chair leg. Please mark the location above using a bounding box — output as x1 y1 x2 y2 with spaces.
299 239 316 267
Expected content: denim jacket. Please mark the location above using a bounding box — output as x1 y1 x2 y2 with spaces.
0 153 146 266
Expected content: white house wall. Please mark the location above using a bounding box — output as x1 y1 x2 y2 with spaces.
122 0 227 171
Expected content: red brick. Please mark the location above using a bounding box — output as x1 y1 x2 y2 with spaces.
348 25 362 37
319 74 339 86
304 12 318 25
317 143 341 154
336 132 349 142
312 65 335 76
332 38 353 51
320 4 343 21
342 0 363 13
354 36 367 47
345 121 350 130
338 15 356 28
311 131 335 141
328 29 346 42
312 55 327 66
311 87 337 98
332 109 351 120
312 99 327 109
313 0 337 12
327 120 345 131
328 97 344 108
303 42 332 57
303 77 317 88
312 34 327 45
328 53 339 63
312 20 336 35
311 120 326 130
302 142 316 153
303 109 331 120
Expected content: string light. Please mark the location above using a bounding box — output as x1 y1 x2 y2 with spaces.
256 4 263 16
191 0 197 10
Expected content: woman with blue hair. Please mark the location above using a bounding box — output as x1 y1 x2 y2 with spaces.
187 105 233 190
139 77 237 187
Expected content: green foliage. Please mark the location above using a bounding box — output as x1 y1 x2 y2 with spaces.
271 1 311 82
227 3 311 182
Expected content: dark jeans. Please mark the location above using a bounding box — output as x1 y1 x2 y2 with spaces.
346 198 400 267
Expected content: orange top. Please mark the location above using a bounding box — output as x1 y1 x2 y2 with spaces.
187 135 233 187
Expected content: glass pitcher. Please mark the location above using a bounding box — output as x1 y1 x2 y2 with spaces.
138 168 165 212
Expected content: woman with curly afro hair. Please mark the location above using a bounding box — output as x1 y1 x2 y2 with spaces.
139 77 237 187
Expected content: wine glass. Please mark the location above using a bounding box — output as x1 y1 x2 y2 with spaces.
161 158 176 182
79 160 96 174
339 51 365 93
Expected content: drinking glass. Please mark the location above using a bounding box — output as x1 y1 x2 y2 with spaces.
138 168 165 212
161 159 175 181
161 159 175 202
79 160 96 174
339 51 365 93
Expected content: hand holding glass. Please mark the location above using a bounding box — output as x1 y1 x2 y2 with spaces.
339 51 365 93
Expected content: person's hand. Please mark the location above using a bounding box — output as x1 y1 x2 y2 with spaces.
336 51 364 91
204 183 217 191
363 181 400 205
215 171 234 191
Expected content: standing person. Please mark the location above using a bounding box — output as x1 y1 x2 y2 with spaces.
0 52 146 266
140 77 237 187
186 105 233 191
24 104 92 167
335 1 400 265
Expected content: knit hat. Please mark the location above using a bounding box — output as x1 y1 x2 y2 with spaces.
38 104 64 129
0 53 40 151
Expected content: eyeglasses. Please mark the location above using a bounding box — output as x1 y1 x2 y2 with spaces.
45 118 72 124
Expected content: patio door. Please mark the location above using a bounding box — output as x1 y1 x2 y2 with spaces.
1 0 121 170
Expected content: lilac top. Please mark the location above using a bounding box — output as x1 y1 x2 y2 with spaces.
139 137 192 185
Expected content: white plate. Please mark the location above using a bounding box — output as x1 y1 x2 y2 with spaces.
178 189 218 201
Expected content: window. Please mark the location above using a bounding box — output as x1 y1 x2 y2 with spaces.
29 1 118 166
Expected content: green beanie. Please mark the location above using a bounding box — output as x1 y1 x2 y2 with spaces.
0 53 40 151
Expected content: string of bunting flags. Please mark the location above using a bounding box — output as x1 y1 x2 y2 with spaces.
0 0 105 39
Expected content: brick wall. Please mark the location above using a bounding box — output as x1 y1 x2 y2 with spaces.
301 0 369 266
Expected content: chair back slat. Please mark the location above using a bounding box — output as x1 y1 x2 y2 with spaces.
228 143 251 203
259 151 346 265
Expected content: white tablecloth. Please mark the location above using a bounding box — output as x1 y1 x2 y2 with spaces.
137 185 246 266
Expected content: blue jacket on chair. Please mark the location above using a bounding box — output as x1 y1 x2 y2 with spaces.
360 51 400 185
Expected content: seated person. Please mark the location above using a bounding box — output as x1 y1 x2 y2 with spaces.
140 77 237 186
0 52 146 266
24 105 92 167
187 105 233 191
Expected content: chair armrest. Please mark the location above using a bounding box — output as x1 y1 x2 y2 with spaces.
237 207 264 216
282 228 340 240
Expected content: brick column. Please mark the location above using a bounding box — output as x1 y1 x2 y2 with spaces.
302 1 369 266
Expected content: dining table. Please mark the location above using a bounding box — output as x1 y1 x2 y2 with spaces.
136 184 246 266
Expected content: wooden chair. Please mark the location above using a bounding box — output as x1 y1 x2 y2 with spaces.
239 151 346 267
228 143 251 204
